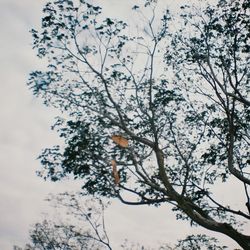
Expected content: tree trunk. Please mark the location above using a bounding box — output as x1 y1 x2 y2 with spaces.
181 203 250 249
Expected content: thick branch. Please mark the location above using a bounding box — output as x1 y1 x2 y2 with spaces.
227 92 250 107
228 123 250 185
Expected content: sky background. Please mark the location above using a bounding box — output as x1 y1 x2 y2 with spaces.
0 0 247 249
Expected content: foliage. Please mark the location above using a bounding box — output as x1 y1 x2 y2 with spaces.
19 193 112 250
174 234 228 250
29 0 250 249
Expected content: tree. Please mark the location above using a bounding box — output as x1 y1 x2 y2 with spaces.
28 0 250 248
19 193 112 250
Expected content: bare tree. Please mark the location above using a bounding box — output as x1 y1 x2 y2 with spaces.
28 0 250 248
21 194 112 250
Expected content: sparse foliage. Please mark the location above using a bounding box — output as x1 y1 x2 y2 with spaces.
174 234 228 250
20 193 112 250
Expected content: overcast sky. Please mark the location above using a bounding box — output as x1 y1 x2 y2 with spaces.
0 0 247 249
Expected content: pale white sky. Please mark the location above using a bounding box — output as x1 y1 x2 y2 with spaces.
0 0 246 249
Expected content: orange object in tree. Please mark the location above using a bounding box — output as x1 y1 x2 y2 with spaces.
111 159 120 185
111 135 128 148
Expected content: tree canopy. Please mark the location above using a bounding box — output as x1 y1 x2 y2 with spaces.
29 0 250 248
